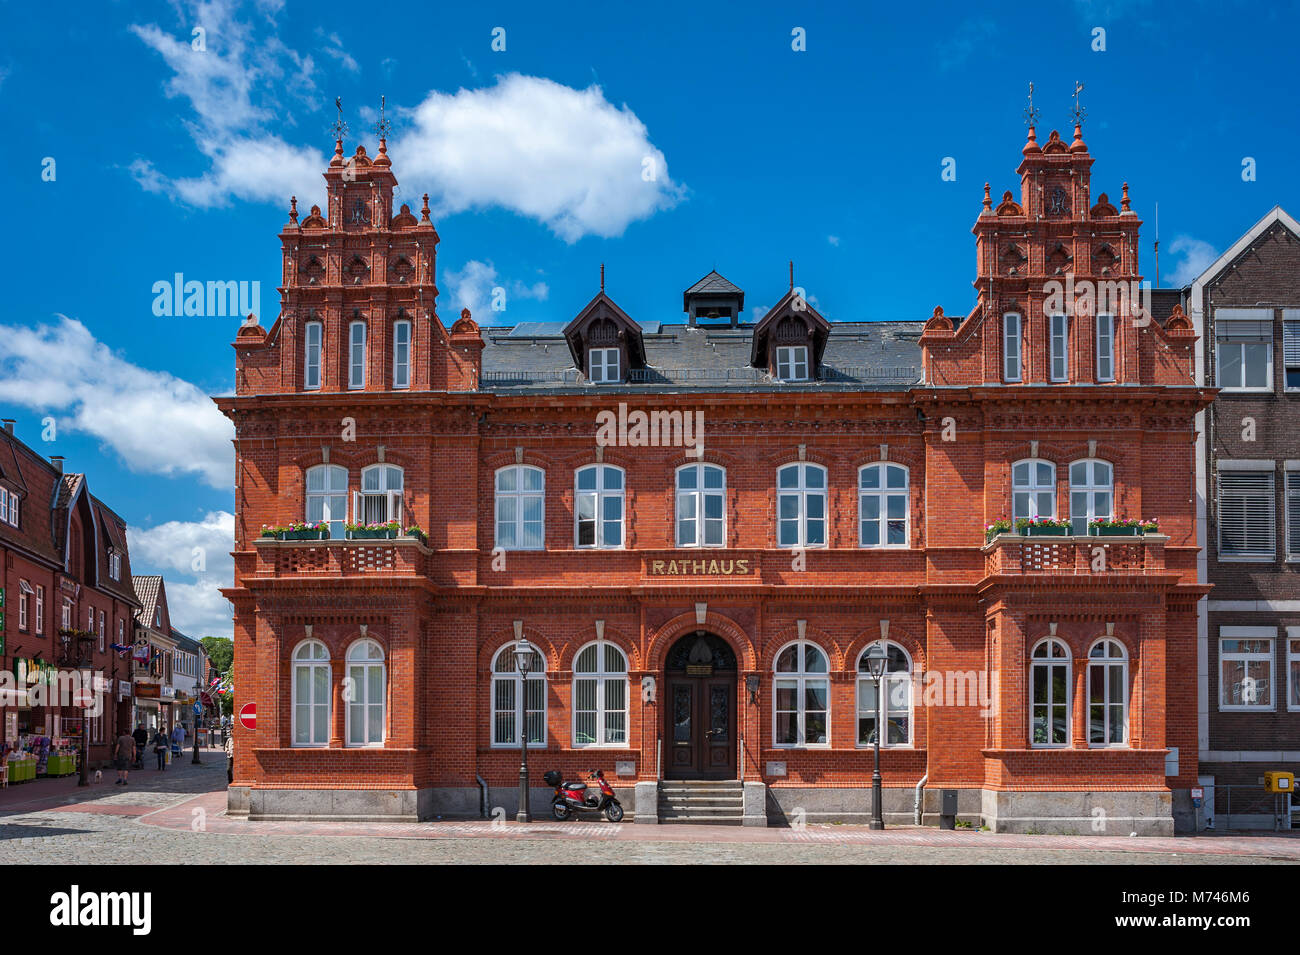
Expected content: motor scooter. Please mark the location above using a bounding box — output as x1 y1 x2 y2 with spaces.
543 769 624 822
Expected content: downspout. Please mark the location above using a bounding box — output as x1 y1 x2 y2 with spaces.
914 771 928 826
475 775 489 819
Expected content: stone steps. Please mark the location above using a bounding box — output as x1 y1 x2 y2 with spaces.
658 780 744 825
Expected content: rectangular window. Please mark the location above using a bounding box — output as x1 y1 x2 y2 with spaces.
1289 468 1300 560
775 346 809 382
0 487 7 523
18 580 30 631
348 321 367 389
1219 632 1274 710
35 586 44 634
1218 469 1276 559
1285 310 1300 391
1096 313 1115 382
393 320 411 389
1003 313 1022 382
98 610 105 652
62 599 72 630
1050 313 1069 381
1215 311 1273 391
1288 631 1300 711
588 348 619 384
304 320 322 390
9 491 16 527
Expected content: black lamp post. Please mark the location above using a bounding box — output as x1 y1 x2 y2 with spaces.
513 636 534 823
192 700 202 764
864 642 887 830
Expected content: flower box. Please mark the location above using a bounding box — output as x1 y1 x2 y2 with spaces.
1023 525 1069 537
1092 525 1141 537
279 529 327 541
347 528 396 540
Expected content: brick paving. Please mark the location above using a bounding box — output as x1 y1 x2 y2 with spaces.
1 756 1297 863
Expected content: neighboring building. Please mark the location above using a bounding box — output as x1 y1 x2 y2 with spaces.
0 420 141 767
170 628 206 735
1189 207 1300 828
130 575 179 732
217 125 1210 832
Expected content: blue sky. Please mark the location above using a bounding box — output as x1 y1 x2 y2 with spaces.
1 0 1297 638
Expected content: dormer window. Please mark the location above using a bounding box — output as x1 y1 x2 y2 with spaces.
776 345 809 382
589 347 620 384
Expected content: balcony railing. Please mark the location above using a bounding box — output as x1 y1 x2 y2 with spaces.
253 537 430 578
982 532 1168 576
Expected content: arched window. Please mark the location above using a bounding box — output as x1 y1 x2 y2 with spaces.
491 644 546 747
358 464 403 526
292 639 330 747
1031 638 1071 747
574 465 624 549
306 464 348 534
1012 459 1056 523
1069 459 1113 535
856 642 913 745
346 639 386 747
859 463 909 547
777 463 827 548
572 641 627 746
495 465 545 550
774 641 829 747
676 463 726 547
1088 638 1128 746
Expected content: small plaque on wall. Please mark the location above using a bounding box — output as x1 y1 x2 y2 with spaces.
766 761 787 778
615 760 635 777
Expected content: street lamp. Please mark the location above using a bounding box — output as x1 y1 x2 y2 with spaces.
192 699 202 765
864 642 887 830
513 637 534 823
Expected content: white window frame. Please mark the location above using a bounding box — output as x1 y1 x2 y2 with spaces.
1215 311 1273 392
775 345 810 382
61 598 72 630
108 551 121 580
1218 626 1276 712
588 347 620 384
18 579 30 631
306 463 349 534
1049 313 1069 382
777 462 827 548
856 641 913 748
345 638 386 748
1012 458 1057 523
858 462 909 548
1286 465 1300 561
35 585 44 634
774 640 831 748
291 639 331 748
1069 458 1113 536
7 491 14 527
0 487 7 524
675 463 726 547
1030 637 1071 748
1003 313 1022 382
495 465 545 551
1096 313 1115 382
491 644 547 748
1287 628 1300 712
574 464 624 549
98 610 105 652
348 320 367 390
356 464 404 527
1087 638 1129 747
572 640 628 747
1284 310 1300 392
1217 465 1276 561
304 320 322 390
392 319 411 390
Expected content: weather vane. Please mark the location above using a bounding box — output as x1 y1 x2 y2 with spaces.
373 94 391 141
1024 81 1040 127
1071 80 1087 126
330 96 349 142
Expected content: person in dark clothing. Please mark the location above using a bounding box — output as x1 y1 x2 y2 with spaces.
152 726 169 770
113 731 134 784
132 724 148 769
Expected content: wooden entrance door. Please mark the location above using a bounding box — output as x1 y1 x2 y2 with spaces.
665 675 736 779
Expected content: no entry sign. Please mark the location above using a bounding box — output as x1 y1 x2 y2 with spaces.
239 702 256 730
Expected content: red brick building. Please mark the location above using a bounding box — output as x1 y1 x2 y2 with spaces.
0 420 141 768
217 126 1212 833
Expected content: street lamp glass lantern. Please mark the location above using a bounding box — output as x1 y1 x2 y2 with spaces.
513 638 533 676
865 642 888 679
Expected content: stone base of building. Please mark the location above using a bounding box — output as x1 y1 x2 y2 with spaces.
979 789 1174 836
227 785 635 822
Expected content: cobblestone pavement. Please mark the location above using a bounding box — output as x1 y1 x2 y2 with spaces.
1 757 1297 863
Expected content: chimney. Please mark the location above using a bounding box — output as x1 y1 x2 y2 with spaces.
1 419 13 434
50 456 64 473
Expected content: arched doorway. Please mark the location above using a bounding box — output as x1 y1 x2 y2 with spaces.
663 632 737 779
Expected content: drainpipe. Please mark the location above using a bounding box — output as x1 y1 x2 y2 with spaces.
475 775 489 819
913 772 928 826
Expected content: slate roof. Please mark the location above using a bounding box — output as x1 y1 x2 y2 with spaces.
481 320 924 394
684 270 743 297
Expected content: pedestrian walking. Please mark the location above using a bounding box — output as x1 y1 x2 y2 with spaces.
131 723 148 769
171 722 185 756
113 729 133 785
152 726 169 770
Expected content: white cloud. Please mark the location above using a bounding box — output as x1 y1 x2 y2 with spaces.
751 305 770 322
127 511 234 640
392 73 684 241
0 316 233 489
319 30 359 73
444 260 549 324
1166 236 1218 286
827 235 841 247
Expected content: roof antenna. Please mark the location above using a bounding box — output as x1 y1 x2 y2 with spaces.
600 262 605 292
1154 202 1160 288
789 260 794 291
